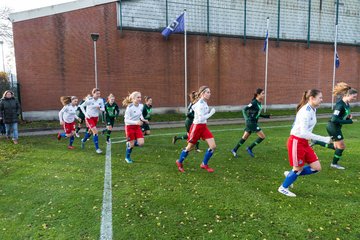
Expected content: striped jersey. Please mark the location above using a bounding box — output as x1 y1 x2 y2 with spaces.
124 103 144 125
290 103 330 143
80 97 105 118
59 104 78 123
192 99 214 124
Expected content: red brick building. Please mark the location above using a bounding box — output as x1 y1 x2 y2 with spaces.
10 0 360 120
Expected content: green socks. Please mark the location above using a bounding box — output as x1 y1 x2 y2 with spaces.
333 149 344 164
313 140 335 149
233 138 246 152
248 137 264 150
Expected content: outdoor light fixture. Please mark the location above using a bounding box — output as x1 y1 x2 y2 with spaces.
90 33 99 88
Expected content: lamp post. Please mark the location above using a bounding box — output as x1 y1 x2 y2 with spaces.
91 33 99 88
0 40 5 72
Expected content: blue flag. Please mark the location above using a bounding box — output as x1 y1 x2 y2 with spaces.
162 13 185 38
335 52 340 68
263 30 268 51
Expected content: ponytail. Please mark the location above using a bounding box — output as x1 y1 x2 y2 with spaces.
333 82 357 96
122 96 132 107
122 91 141 107
296 89 321 112
188 91 196 103
60 96 72 106
193 86 209 103
253 88 263 100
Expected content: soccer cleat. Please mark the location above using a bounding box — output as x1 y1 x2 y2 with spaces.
57 132 61 141
81 139 85 149
96 148 102 154
176 160 184 172
230 149 238 158
75 132 80 138
13 140 18 144
330 163 345 170
195 149 203 153
278 185 296 197
125 157 133 164
67 146 74 150
246 147 255 157
284 171 294 188
200 164 214 173
172 136 178 144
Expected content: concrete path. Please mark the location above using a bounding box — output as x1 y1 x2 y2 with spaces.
19 112 360 137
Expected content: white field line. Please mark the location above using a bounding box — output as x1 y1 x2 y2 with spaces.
100 142 113 240
111 122 327 144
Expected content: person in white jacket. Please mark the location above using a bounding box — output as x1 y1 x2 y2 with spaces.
122 91 148 163
79 88 105 154
57 96 80 149
176 86 216 173
278 89 331 197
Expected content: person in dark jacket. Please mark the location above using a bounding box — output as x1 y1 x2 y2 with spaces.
0 90 21 144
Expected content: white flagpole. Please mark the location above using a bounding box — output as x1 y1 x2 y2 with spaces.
264 17 269 113
184 9 187 113
331 24 338 110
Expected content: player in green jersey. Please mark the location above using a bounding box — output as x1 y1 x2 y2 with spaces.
141 96 152 135
312 82 357 170
102 93 120 143
231 88 270 158
75 94 90 138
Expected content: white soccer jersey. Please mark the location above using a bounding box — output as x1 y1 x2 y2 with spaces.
124 103 144 125
291 103 330 143
192 99 215 124
79 97 105 118
59 104 78 123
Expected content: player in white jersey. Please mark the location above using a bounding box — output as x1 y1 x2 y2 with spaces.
176 86 216 173
57 96 80 149
79 88 105 154
122 91 148 163
278 89 331 197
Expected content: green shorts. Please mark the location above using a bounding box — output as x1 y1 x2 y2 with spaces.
244 121 261 133
106 117 115 127
326 123 343 141
142 122 150 131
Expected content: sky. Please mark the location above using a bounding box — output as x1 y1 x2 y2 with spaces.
1 0 75 72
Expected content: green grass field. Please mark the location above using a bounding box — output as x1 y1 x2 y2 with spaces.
1 120 359 239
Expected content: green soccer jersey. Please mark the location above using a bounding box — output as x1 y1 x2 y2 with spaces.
329 100 353 127
142 104 152 120
242 99 269 123
76 99 86 120
105 102 120 118
185 103 195 131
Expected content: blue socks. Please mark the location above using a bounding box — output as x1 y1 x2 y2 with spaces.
178 150 189 163
126 144 133 159
93 134 99 150
299 166 318 175
69 136 75 146
82 132 91 142
282 166 319 188
282 170 299 188
202 148 214 165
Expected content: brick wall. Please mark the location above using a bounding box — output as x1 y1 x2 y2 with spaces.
12 2 360 112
